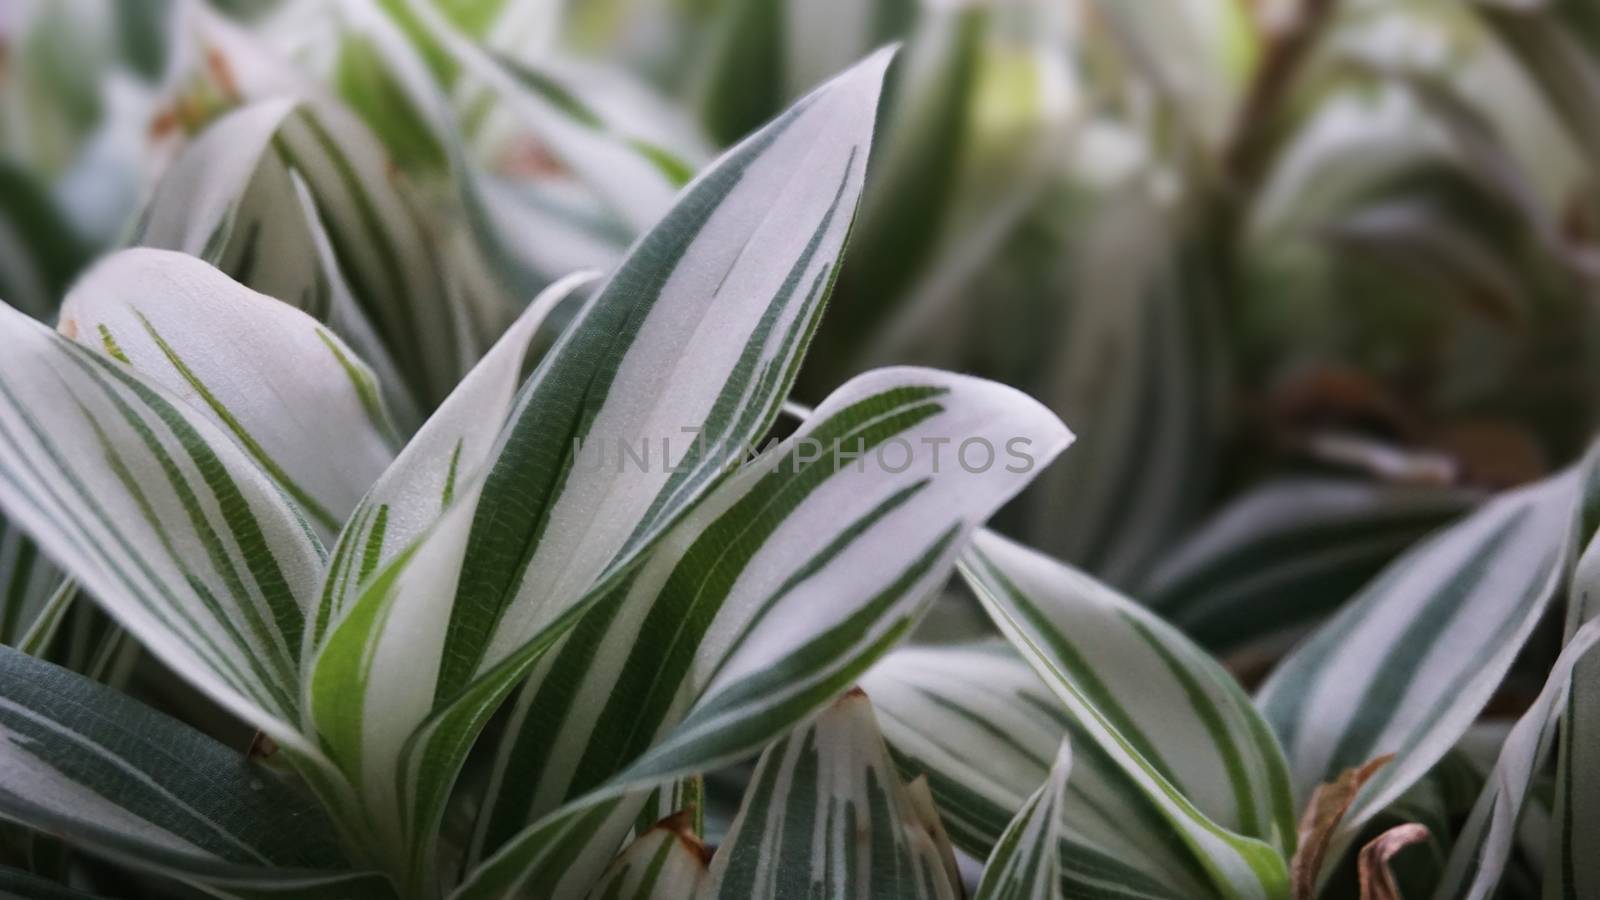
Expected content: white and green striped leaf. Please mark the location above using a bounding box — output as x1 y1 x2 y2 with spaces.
58 249 396 540
0 644 372 893
584 812 709 900
0 299 324 757
1257 465 1587 883
1541 456 1600 899
455 366 1069 900
131 96 422 431
308 49 895 890
133 99 330 318
697 688 962 900
867 641 1223 899
392 0 702 235
185 10 470 407
964 531 1294 900
974 739 1072 900
1432 618 1600 900
305 270 593 658
862 642 1065 855
1143 479 1480 654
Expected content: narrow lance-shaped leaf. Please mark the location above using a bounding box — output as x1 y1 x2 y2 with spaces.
311 50 897 890
697 688 962 900
186 9 469 406
456 366 1070 900
863 642 1067 853
0 644 377 894
132 99 332 320
1541 454 1600 899
394 0 699 234
0 298 326 759
862 642 1190 899
132 97 422 431
59 249 396 540
305 270 594 658
964 531 1295 900
1431 618 1600 900
974 739 1073 900
1257 463 1587 880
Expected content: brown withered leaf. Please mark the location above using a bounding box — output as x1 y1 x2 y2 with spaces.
1290 754 1394 900
656 808 712 867
1358 823 1430 900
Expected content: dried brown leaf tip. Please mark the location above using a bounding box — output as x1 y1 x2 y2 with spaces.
1358 823 1430 900
656 809 712 866
1290 754 1394 900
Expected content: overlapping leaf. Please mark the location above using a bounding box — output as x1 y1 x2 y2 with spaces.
58 249 395 539
1258 461 1591 884
0 645 375 894
0 300 326 758
176 9 470 407
456 365 1070 899
1432 618 1600 900
698 689 962 900
974 740 1073 900
964 531 1295 900
582 812 709 900
862 642 1067 856
306 48 897 890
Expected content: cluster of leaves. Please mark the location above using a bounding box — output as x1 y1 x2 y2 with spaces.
0 0 1597 899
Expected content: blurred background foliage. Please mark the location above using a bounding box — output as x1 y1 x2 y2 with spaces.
1 0 1596 678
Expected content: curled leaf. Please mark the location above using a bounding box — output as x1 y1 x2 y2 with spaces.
1358 823 1429 900
1291 754 1394 900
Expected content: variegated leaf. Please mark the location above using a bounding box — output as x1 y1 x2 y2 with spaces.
0 644 377 894
863 642 1064 853
455 366 1069 900
0 300 326 760
974 740 1072 900
59 249 395 539
1432 618 1600 900
184 9 470 407
867 641 1210 899
132 97 422 432
133 99 330 318
1542 455 1600 899
1258 463 1589 884
305 270 594 656
583 811 709 900
392 0 702 235
964 531 1294 900
308 50 895 892
697 688 962 900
